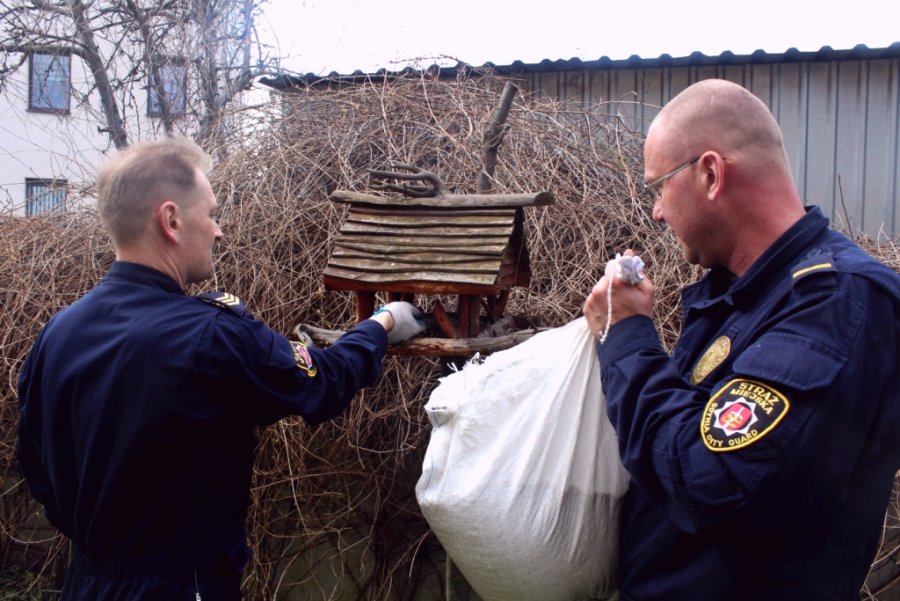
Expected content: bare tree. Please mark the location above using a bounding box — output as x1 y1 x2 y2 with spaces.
0 0 282 152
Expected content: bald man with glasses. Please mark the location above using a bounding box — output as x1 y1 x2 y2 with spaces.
584 79 900 600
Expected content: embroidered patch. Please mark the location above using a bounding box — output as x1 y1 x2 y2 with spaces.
691 335 731 384
291 341 317 377
701 378 789 452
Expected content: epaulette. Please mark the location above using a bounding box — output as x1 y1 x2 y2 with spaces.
790 250 837 286
195 291 247 316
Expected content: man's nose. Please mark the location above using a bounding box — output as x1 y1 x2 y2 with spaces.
652 199 664 223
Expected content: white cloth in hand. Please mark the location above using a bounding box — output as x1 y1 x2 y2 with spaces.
611 253 645 285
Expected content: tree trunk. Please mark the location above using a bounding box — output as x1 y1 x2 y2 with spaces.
69 0 128 148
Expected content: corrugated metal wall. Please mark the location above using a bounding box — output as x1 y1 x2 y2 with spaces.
517 57 900 238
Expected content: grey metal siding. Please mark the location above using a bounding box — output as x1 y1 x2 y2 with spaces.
519 57 900 237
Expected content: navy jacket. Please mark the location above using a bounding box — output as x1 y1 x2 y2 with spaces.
598 207 900 601
17 261 388 599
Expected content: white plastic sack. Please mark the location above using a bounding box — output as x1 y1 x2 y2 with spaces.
415 317 630 601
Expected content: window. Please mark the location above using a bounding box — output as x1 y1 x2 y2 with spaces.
148 63 187 117
25 179 67 216
29 53 71 114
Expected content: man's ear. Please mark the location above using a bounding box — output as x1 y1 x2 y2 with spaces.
156 201 180 243
702 152 726 201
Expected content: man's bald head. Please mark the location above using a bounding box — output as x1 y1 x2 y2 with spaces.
650 79 788 172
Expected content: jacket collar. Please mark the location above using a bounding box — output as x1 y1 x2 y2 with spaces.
103 261 185 295
683 206 830 310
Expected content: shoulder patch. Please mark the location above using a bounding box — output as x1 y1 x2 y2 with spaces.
290 340 317 377
195 291 247 316
700 378 790 452
791 250 836 283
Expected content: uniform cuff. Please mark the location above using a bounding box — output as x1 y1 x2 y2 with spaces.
355 317 389 349
597 315 664 366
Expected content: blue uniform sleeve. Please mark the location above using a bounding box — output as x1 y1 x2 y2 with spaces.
598 274 900 535
195 314 389 426
16 327 70 535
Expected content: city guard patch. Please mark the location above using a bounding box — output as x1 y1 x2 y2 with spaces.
691 335 731 384
291 341 317 377
700 378 789 452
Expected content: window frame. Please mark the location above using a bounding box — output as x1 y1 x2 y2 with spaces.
28 52 72 114
147 60 187 118
25 178 68 216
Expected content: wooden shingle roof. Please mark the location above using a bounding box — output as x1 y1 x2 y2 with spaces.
323 191 553 296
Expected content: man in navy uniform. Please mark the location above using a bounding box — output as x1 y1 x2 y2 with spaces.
17 136 425 599
584 79 900 600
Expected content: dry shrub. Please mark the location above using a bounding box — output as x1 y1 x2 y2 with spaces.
0 71 897 599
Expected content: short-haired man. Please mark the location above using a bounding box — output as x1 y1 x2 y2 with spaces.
17 136 425 600
584 79 900 600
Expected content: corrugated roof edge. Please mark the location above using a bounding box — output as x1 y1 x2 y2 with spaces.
259 42 900 90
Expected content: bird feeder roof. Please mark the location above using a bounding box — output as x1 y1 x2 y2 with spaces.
323 190 553 295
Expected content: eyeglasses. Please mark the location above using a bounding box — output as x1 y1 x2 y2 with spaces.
643 156 701 201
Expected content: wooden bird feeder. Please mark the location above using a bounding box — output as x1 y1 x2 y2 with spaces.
324 165 554 342
299 81 553 355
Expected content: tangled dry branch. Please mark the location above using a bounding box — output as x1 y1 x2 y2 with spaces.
0 71 897 599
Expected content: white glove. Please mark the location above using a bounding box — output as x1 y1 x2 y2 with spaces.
374 301 427 343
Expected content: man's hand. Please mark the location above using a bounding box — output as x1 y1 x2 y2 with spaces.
583 249 655 340
371 302 427 343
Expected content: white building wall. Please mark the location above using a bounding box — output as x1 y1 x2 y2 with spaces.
0 33 218 215
0 52 112 213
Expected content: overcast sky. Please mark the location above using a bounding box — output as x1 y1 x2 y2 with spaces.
260 0 900 76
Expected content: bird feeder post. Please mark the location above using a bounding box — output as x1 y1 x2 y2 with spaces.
457 294 482 339
356 291 376 324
